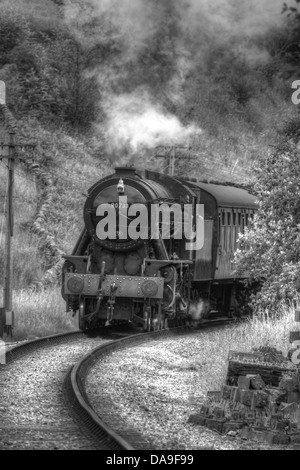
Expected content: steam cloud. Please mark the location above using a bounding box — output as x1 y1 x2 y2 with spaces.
103 90 201 156
64 0 287 164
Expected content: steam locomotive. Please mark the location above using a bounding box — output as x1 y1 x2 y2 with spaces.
61 167 257 330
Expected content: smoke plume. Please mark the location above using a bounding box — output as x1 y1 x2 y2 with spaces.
101 89 201 159
63 0 288 169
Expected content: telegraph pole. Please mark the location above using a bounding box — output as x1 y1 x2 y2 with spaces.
0 81 14 337
155 145 191 177
0 81 36 339
169 146 175 177
3 130 15 334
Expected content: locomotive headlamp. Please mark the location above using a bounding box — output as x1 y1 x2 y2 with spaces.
67 276 84 294
141 280 158 297
117 178 125 194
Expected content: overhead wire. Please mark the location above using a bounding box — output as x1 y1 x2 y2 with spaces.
154 147 252 182
0 159 37 184
44 164 95 186
1 157 94 192
158 153 251 183
0 144 95 186
21 138 253 182
1 146 253 200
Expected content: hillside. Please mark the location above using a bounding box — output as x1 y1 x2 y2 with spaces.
0 0 299 337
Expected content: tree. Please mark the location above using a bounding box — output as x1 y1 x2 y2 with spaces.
234 140 300 314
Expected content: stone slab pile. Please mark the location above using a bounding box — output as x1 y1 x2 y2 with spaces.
188 310 300 446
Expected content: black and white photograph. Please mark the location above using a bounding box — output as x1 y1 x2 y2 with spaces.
0 0 300 454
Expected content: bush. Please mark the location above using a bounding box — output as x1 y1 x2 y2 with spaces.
234 140 300 314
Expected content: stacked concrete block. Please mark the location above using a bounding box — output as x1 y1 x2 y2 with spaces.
188 310 300 446
189 369 300 444
249 374 265 390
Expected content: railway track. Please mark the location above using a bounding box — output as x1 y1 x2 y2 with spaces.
0 317 243 450
67 317 243 451
0 328 140 450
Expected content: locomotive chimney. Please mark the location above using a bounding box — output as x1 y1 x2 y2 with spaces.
114 166 137 176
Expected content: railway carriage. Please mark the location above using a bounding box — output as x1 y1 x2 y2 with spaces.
61 167 258 330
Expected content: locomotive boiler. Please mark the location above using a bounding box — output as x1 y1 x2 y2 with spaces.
61 167 257 330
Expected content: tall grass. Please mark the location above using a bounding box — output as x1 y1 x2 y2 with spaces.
9 287 77 340
6 284 299 361
186 304 300 395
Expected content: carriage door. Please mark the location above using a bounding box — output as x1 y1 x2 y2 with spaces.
193 189 214 281
215 208 234 279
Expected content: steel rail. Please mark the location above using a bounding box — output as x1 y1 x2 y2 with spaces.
70 318 243 450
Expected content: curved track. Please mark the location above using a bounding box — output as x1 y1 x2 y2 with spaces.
0 318 244 450
68 318 242 450
0 329 139 450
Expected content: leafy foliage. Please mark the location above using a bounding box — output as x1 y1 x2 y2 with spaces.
0 1 100 129
234 3 300 314
234 140 300 314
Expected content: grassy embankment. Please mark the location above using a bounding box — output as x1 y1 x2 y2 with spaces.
187 305 300 394
0 122 111 340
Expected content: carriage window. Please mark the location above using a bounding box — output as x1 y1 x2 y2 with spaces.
242 214 245 229
227 213 231 225
246 214 249 226
238 213 241 226
222 212 225 225
233 213 236 225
